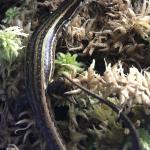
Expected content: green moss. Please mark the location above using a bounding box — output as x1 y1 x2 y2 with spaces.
55 52 83 75
0 26 28 65
2 7 19 24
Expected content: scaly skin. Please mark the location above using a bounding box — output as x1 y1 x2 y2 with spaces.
25 0 84 149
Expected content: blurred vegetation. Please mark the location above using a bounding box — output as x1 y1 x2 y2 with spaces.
0 0 150 150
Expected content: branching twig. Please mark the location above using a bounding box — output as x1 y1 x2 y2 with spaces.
63 74 140 150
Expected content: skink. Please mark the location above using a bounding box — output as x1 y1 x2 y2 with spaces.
25 0 84 149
